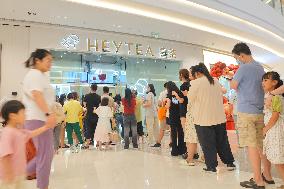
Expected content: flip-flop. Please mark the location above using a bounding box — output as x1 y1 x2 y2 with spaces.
262 173 275 184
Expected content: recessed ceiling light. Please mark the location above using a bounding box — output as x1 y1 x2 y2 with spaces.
117 25 122 28
64 16 68 19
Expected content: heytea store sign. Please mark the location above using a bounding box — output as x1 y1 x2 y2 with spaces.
61 34 177 59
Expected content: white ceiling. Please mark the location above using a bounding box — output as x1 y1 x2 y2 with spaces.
0 0 283 67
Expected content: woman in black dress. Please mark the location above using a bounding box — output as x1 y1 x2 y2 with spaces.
165 81 186 156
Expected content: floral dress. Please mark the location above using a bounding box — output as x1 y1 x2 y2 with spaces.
184 100 198 143
263 94 284 164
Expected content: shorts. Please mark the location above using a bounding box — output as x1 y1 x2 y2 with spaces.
237 112 264 148
179 104 187 118
158 107 167 121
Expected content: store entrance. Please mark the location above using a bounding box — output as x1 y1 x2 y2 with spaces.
50 50 182 99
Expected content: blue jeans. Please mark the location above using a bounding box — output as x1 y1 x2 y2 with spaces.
115 113 124 138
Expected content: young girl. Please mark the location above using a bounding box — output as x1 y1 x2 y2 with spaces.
114 94 124 138
51 101 65 153
93 97 113 150
262 72 284 189
0 100 55 189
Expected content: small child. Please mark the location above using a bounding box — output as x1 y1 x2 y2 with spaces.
114 94 124 138
51 101 65 153
93 97 113 150
0 100 55 189
262 72 284 189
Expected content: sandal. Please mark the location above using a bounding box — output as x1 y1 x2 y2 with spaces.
61 144 70 148
186 161 195 166
26 173 36 180
262 173 275 184
240 179 265 189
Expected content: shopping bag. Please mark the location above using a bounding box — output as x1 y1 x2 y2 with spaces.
26 139 36 162
109 131 121 143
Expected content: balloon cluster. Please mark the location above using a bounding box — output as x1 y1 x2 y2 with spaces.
98 74 106 81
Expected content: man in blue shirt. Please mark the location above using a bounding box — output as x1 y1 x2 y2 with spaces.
230 43 272 189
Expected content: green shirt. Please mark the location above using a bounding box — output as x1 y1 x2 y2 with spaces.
272 95 282 113
63 100 83 123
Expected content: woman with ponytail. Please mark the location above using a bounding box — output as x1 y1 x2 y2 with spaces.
188 63 235 173
22 49 56 189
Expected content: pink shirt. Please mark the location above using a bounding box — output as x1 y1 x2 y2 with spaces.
0 127 31 179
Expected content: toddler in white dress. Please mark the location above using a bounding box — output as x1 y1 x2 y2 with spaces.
94 98 113 150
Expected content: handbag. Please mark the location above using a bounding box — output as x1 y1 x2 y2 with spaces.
158 107 167 121
26 139 36 162
109 131 121 143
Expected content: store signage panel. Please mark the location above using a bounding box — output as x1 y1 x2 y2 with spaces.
60 34 176 59
86 38 177 59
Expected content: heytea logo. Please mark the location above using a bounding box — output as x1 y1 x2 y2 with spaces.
61 34 80 49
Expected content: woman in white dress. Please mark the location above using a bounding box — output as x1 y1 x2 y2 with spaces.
262 72 284 189
94 97 113 150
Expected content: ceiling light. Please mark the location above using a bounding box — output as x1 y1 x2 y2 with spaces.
265 0 273 4
64 0 284 58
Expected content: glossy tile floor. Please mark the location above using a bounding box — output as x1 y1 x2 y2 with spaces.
25 131 282 189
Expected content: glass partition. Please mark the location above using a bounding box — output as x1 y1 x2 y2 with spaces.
50 50 181 100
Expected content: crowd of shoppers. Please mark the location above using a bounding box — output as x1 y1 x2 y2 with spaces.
1 42 284 189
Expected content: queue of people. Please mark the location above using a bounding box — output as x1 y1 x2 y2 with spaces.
0 42 284 189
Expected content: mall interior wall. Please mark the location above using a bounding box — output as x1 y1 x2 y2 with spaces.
0 23 204 98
